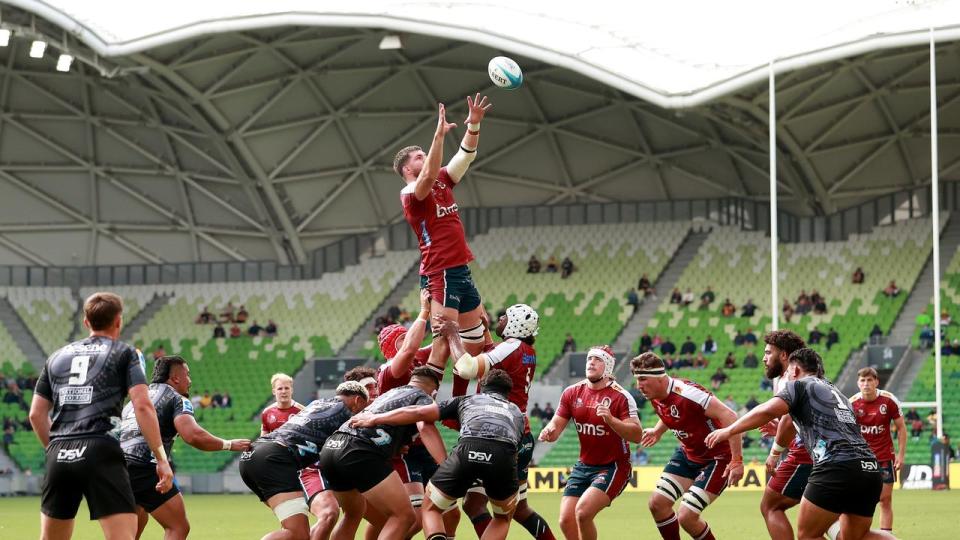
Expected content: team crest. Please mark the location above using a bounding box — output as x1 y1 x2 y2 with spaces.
575 398 583 407
601 397 612 408
856 408 864 417
269 414 276 423
879 404 887 415
670 405 680 418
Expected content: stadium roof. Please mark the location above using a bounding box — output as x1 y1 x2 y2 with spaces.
0 1 957 266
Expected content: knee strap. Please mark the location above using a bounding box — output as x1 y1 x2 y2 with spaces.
680 486 714 515
490 493 518 516
459 323 485 344
426 482 457 511
654 474 684 503
273 497 309 521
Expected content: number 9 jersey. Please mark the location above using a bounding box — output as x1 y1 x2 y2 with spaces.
35 336 147 441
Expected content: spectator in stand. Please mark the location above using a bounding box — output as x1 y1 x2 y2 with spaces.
941 309 952 327
236 305 249 323
670 288 683 305
810 289 823 306
927 409 939 432
910 417 924 440
545 256 558 273
200 391 213 409
387 305 401 322
626 288 640 313
562 333 577 354
721 298 736 317
212 390 224 408
920 324 936 349
679 336 697 356
742 350 759 368
723 395 738 412
795 290 812 315
681 288 695 307
905 408 921 423
699 286 715 310
229 323 241 338
852 266 865 284
2 426 12 453
744 328 757 346
631 446 650 466
196 305 214 324
190 393 202 409
745 395 759 411
782 298 795 323
221 392 232 408
248 320 263 336
530 402 544 419
692 352 708 369
808 327 822 345
813 296 828 315
265 320 278 337
542 402 555 419
942 339 954 357
220 302 235 323
710 368 728 390
953 338 960 355
733 331 745 347
759 377 772 392
638 274 654 297
660 336 677 356
398 307 411 325
638 331 653 353
741 298 757 317
701 334 717 355
883 280 901 297
723 352 737 369
651 334 664 349
151 344 166 361
941 434 956 462
527 255 541 274
561 256 574 278
213 323 226 339
870 323 883 344
826 327 839 350
662 353 676 370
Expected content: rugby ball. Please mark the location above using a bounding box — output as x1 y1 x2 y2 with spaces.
488 56 523 90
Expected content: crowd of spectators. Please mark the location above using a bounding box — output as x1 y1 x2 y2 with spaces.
527 255 576 279
198 304 277 339
1 374 37 453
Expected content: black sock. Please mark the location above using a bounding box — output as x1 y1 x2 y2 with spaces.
519 511 556 540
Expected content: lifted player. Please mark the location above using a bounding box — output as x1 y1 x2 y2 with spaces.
261 373 304 436
759 330 810 540
319 367 446 540
438 305 556 540
350 369 525 540
120 355 251 539
29 292 173 540
706 349 895 540
632 352 743 540
240 381 369 540
850 367 906 534
395 94 492 373
539 346 642 540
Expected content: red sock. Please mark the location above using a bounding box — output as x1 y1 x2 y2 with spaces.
471 512 491 536
694 523 715 540
655 513 681 540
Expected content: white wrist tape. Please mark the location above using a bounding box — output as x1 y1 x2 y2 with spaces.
222 439 231 451
154 446 168 462
772 441 786 453
467 122 480 132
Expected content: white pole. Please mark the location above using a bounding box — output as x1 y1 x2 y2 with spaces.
930 29 943 439
769 62 779 332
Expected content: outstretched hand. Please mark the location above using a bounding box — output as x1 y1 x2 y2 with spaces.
433 314 460 339
436 103 456 136
465 93 492 125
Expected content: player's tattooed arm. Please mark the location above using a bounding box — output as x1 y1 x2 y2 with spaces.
174 414 251 451
414 103 457 200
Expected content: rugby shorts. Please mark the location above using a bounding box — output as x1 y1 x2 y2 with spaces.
804 458 882 517
127 462 181 512
317 433 394 493
431 438 518 502
239 441 303 502
420 265 481 313
42 436 136 520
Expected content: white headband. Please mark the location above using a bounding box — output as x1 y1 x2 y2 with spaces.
632 367 668 377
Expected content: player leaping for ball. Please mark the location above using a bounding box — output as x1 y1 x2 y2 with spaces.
631 352 744 540
395 94 492 376
539 346 642 540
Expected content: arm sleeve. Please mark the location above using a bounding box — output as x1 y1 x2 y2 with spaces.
556 387 573 419
617 390 638 420
124 348 148 391
438 397 466 421
485 340 522 366
34 364 52 401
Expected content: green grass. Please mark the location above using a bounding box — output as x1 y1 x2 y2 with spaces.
0 491 956 538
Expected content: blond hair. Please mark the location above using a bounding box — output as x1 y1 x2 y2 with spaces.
270 373 293 388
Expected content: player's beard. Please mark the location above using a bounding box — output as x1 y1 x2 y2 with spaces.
764 361 784 380
587 374 603 384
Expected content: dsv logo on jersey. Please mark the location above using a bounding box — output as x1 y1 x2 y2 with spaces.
57 446 87 463
468 451 493 462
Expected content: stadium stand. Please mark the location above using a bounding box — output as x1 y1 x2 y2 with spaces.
5 287 75 357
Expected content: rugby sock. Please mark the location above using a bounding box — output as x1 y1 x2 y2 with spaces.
519 512 556 540
655 513 681 540
693 524 715 540
426 534 445 540
471 512 491 536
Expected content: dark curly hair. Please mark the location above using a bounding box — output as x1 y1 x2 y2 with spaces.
787 348 825 378
763 330 806 355
152 355 187 384
343 366 377 383
481 368 513 396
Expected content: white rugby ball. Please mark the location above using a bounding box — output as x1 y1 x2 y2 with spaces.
488 56 523 90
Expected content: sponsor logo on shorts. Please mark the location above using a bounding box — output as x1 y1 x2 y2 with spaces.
59 386 93 405
323 438 345 449
57 446 87 462
861 460 878 471
239 450 254 460
468 450 493 462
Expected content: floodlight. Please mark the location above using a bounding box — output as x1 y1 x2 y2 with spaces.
0 29 10 47
29 40 45 58
56 54 72 72
378 35 402 50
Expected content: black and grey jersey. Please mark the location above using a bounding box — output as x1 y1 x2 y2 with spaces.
439 393 524 447
34 336 147 441
776 377 875 464
119 383 193 465
264 398 353 469
337 385 433 458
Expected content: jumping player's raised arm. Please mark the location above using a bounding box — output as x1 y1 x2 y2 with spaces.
414 103 457 200
390 290 431 379
446 94 492 184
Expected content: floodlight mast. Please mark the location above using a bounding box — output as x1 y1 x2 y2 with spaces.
930 28 943 440
769 62 778 333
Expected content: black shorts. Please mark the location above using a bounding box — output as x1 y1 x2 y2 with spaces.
317 433 394 493
804 458 882 518
421 265 482 314
431 438 518 502
42 436 136 520
127 463 181 512
239 442 303 502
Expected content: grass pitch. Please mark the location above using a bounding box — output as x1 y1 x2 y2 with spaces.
0 491 955 538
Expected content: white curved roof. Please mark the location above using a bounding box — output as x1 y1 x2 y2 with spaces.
12 0 960 107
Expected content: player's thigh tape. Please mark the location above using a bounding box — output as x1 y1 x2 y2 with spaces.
459 323 485 344
490 493 518 515
517 481 528 501
410 493 424 508
273 497 309 521
680 486 715 515
654 473 685 503
426 482 457 511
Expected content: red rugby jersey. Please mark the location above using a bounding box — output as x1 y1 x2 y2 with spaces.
260 402 303 434
850 390 902 461
401 168 474 275
650 378 731 462
556 379 637 466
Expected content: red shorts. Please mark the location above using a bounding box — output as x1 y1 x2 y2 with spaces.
299 466 329 504
767 452 813 500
